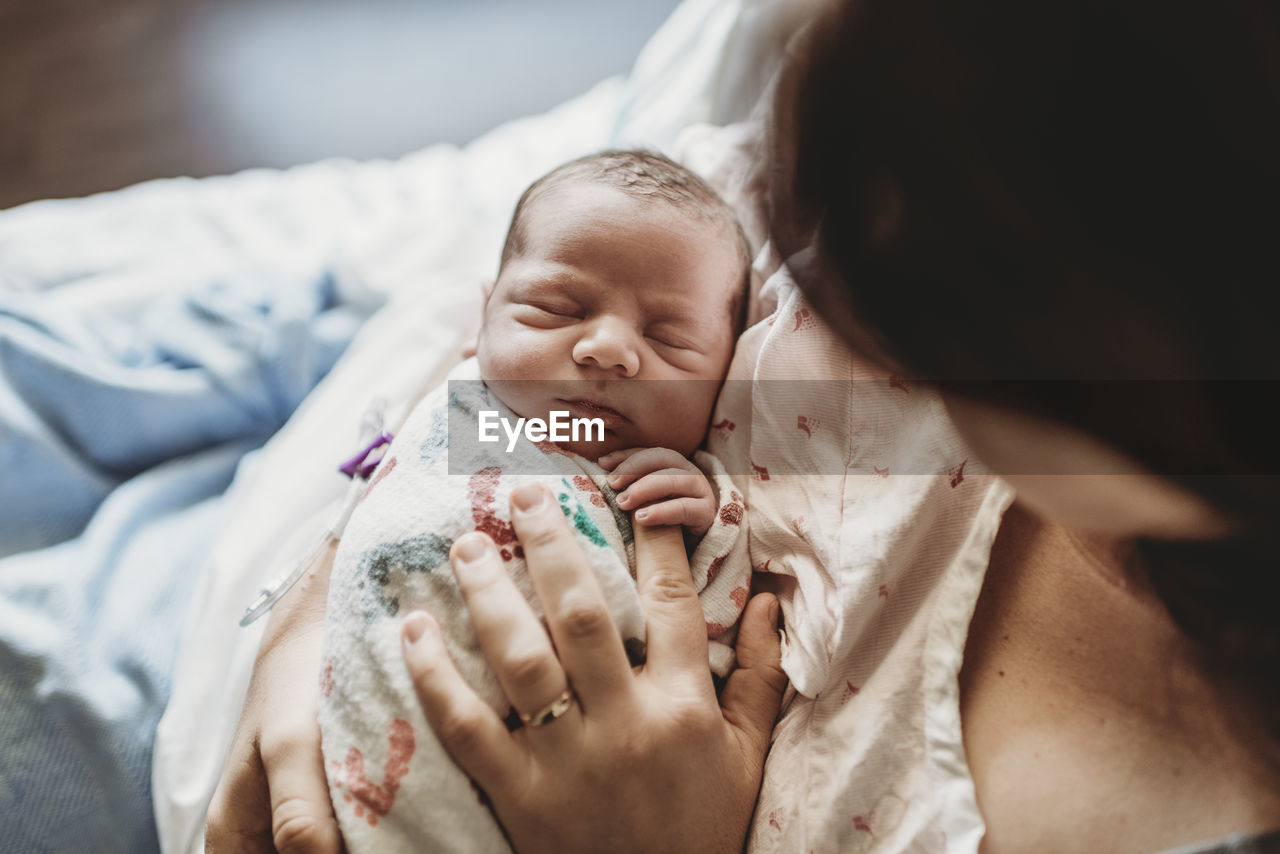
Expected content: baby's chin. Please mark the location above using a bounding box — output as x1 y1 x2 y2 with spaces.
554 435 630 462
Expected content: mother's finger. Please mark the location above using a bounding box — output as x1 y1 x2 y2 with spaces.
631 521 713 684
206 729 343 854
507 483 636 715
262 731 346 854
719 593 787 762
448 532 575 745
205 744 275 854
401 610 523 792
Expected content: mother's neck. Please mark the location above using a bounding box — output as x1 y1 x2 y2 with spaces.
981 503 1195 713
960 502 1280 852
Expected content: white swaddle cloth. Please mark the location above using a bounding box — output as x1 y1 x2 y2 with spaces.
318 358 750 853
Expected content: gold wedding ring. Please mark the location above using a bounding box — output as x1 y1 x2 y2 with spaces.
519 688 577 728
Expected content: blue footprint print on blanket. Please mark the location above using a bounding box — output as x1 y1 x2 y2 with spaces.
357 533 454 620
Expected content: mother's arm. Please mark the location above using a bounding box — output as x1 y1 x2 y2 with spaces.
205 542 344 854
402 483 788 854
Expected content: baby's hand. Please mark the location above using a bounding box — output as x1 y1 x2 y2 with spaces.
600 448 716 537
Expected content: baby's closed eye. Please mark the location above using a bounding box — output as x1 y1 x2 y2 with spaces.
643 327 697 350
515 302 580 324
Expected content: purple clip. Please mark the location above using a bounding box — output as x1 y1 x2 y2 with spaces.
339 431 394 480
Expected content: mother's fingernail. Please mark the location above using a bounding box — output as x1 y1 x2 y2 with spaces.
403 611 431 644
454 533 490 565
511 483 547 514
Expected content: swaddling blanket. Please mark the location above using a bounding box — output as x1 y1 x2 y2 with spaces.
319 357 748 853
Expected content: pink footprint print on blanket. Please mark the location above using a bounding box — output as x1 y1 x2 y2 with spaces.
469 466 520 559
572 475 607 508
332 718 416 828
718 499 743 527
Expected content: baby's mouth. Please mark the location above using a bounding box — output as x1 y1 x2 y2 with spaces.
558 398 629 427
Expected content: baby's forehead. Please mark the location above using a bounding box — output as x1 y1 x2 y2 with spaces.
521 177 710 226
501 174 749 324
516 180 738 263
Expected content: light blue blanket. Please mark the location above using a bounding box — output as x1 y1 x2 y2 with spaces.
0 266 377 852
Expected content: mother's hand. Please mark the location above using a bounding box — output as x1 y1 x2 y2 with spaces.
205 544 343 854
401 483 787 854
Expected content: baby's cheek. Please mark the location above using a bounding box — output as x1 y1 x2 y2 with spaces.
477 322 554 378
651 394 716 456
475 339 518 380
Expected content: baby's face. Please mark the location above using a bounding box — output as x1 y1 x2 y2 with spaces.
477 181 743 459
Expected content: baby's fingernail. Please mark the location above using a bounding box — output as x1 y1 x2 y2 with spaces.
606 473 621 485
616 491 629 506
511 484 547 514
635 509 649 522
454 533 490 565
403 611 431 644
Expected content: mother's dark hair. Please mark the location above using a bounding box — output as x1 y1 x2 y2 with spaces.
770 0 1280 741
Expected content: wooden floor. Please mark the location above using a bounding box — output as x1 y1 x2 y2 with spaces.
0 0 679 211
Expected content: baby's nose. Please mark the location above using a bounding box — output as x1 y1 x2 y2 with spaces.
573 320 640 377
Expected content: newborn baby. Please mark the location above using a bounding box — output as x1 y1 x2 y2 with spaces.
319 150 754 853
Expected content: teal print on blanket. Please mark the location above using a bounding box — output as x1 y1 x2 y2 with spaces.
356 533 454 619
418 407 449 462
557 479 608 549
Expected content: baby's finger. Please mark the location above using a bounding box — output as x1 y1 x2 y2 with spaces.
401 611 522 793
605 448 692 490
597 447 646 471
616 468 708 511
632 497 711 529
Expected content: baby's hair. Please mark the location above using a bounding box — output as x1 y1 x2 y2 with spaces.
500 149 753 334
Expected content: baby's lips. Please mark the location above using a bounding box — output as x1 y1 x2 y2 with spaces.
557 398 629 430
